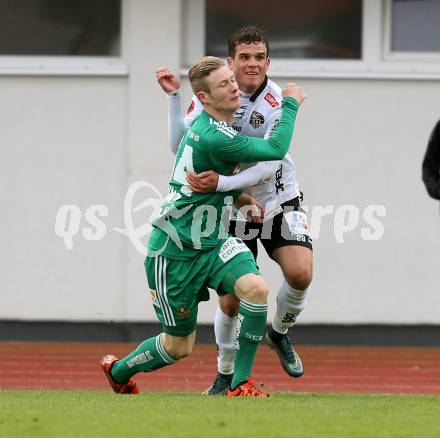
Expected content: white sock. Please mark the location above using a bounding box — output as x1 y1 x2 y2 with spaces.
214 306 236 375
272 281 309 335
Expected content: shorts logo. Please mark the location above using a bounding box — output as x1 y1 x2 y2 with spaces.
284 211 310 237
149 289 160 308
264 92 280 108
218 237 250 263
176 305 191 319
249 111 265 129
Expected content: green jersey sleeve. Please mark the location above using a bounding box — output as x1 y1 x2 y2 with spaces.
213 97 300 164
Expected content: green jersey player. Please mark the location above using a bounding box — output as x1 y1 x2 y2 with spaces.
101 56 305 397
158 26 312 395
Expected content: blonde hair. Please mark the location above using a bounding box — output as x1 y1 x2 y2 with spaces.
188 56 225 94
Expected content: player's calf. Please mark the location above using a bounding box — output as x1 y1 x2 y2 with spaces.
162 332 195 360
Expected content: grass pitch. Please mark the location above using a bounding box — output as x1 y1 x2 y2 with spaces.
1 390 439 438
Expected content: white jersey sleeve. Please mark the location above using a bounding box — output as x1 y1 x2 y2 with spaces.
216 161 279 192
216 104 283 192
167 92 203 155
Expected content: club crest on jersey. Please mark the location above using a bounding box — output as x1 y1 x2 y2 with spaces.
176 305 191 319
249 111 265 129
264 92 280 108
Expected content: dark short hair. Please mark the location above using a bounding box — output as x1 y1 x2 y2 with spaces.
228 25 270 58
188 56 226 94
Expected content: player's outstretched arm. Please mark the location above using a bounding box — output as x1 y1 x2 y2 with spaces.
156 67 204 155
216 83 306 164
187 161 279 193
217 161 279 191
213 109 286 192
198 105 284 193
156 67 185 154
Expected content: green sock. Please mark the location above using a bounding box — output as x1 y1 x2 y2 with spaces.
111 334 175 383
231 300 267 389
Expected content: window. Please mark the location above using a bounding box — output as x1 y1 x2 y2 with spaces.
205 0 362 60
0 0 120 56
0 0 125 76
181 0 440 79
387 0 440 57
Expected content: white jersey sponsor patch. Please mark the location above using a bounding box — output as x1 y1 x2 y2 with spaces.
218 237 250 263
285 211 310 236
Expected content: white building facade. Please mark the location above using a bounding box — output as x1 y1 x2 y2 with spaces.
1 0 439 326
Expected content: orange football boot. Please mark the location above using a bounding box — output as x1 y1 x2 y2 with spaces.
227 378 269 398
100 354 140 394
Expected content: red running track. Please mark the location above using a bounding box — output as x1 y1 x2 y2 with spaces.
0 342 439 394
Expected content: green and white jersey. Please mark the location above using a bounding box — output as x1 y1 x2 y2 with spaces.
147 97 299 260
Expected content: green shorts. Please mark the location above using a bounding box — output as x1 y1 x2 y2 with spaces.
145 237 260 337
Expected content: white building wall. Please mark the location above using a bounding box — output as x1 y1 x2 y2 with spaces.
1 0 439 324
0 76 128 321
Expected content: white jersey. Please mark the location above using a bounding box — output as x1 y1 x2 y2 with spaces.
185 77 300 216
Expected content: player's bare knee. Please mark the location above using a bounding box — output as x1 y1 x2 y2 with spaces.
252 282 269 303
235 275 268 304
286 265 313 291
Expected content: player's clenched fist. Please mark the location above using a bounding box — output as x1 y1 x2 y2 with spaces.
282 83 306 104
156 67 181 94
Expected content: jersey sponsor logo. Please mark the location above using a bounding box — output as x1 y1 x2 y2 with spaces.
234 106 246 121
249 111 265 129
264 92 280 108
275 164 284 194
267 118 280 137
218 237 250 263
186 100 195 115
